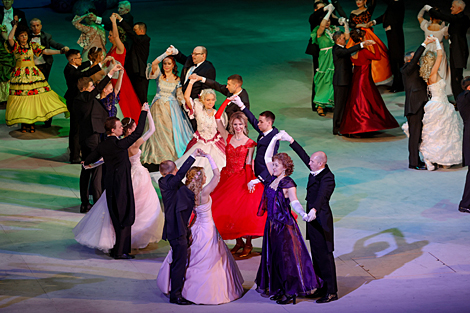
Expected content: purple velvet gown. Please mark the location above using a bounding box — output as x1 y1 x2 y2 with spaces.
255 176 322 296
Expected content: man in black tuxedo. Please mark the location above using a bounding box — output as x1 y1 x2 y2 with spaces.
231 96 279 186
64 50 110 163
279 131 337 303
332 31 373 135
118 16 150 105
427 1 470 99
1 0 27 33
458 77 470 214
189 73 249 121
158 149 203 305
84 104 149 259
371 0 405 92
76 65 122 213
401 36 434 170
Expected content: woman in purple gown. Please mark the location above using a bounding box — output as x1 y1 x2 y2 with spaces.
255 135 322 305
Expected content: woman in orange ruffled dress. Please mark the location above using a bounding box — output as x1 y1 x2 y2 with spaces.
347 0 392 85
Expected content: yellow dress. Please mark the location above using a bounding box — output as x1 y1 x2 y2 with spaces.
4 40 68 125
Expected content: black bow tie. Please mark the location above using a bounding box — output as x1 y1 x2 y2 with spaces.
31 34 40 38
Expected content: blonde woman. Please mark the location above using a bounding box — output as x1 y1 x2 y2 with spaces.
418 38 463 170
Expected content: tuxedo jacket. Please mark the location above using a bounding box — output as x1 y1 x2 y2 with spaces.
458 91 470 166
290 140 336 252
33 31 65 66
159 157 195 241
120 20 150 77
203 78 250 118
84 111 147 228
63 61 102 103
332 44 362 86
242 107 279 182
0 7 27 28
400 45 428 116
374 0 405 29
101 13 134 31
74 75 111 144
429 9 470 69
174 52 216 99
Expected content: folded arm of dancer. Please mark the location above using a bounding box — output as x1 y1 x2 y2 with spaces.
165 149 203 190
183 78 200 117
401 36 434 76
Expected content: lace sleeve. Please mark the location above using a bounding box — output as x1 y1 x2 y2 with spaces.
176 82 184 105
146 62 161 80
193 98 203 117
72 15 92 33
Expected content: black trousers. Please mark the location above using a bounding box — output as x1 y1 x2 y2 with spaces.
333 85 349 134
110 196 132 257
386 30 405 90
460 168 470 209
307 221 337 294
311 55 319 111
406 107 425 167
168 235 189 300
128 73 148 105
79 133 103 205
450 66 464 100
67 99 80 162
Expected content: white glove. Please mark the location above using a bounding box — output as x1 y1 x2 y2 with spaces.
167 45 179 55
424 5 432 11
247 178 260 192
278 130 293 143
323 4 334 12
156 52 168 62
229 95 245 109
304 209 317 222
291 200 307 220
338 17 346 26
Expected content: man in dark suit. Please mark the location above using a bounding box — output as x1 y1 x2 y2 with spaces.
64 49 110 163
427 1 470 99
118 16 150 105
332 31 373 135
158 149 203 305
371 0 405 92
458 76 470 214
92 1 133 50
189 73 249 121
75 65 122 213
279 131 337 303
1 0 27 33
401 36 434 170
231 96 279 185
84 104 149 259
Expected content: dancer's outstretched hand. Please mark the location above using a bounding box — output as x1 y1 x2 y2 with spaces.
247 178 260 193
424 5 432 11
228 95 244 108
278 130 293 143
142 102 149 111
303 209 316 222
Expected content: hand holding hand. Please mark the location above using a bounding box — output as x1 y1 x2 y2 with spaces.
110 14 116 22
167 45 178 55
324 4 334 12
279 130 293 143
305 209 317 222
192 148 205 157
362 40 375 46
87 13 97 22
247 178 260 193
189 78 197 84
229 95 244 108
189 73 201 81
424 5 432 11
424 36 434 45
142 102 149 111
338 17 346 26
114 13 123 21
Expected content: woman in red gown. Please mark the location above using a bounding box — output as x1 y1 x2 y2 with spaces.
339 29 398 135
211 100 266 258
106 14 141 122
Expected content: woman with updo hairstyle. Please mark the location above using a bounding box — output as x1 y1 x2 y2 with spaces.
255 135 321 305
157 155 244 305
207 105 267 258
72 8 106 62
87 47 106 82
409 37 462 170
338 27 399 136
74 107 166 252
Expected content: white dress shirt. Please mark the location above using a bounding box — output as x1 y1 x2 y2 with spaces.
3 8 13 34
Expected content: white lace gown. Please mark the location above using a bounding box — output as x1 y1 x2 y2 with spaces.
73 150 165 252
150 98 226 185
419 79 463 168
156 197 244 304
420 20 452 95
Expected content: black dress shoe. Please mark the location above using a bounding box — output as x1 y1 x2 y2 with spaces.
409 164 426 170
307 287 326 298
113 254 135 259
169 296 192 305
80 203 92 213
459 207 470 213
317 293 338 303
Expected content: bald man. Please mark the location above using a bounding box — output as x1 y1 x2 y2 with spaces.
280 131 338 303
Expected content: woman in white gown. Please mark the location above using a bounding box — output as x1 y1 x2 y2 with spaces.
150 79 226 185
418 5 452 95
73 110 164 252
157 155 244 304
416 38 462 170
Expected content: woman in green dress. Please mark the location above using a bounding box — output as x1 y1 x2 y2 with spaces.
0 25 15 104
311 4 350 116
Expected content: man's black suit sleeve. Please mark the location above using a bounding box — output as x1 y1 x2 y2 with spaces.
166 156 196 189
401 45 425 75
331 0 348 19
80 76 111 102
289 140 310 169
44 32 65 50
428 8 455 24
174 51 189 66
242 107 262 134
69 63 102 81
204 79 229 96
335 44 362 58
84 146 102 165
240 90 250 110
311 174 335 211
117 110 148 149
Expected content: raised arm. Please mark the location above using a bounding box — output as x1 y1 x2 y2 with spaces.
417 5 427 25
7 20 17 47
184 78 196 112
215 98 231 140
430 39 443 80
317 4 335 37
200 154 221 200
114 69 124 95
279 131 310 169
116 104 148 150
72 14 92 33
110 14 125 55
264 134 281 176
140 106 155 142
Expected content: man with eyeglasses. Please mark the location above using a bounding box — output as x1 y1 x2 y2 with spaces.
64 49 112 163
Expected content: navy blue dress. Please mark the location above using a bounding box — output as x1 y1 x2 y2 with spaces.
255 176 322 296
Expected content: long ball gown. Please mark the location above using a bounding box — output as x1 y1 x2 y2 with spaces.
347 3 393 85
4 41 68 125
157 197 244 304
211 134 266 240
106 46 142 123
339 44 399 134
255 176 322 297
73 150 164 251
140 64 193 164
311 25 336 109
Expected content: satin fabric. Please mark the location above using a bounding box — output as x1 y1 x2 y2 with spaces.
157 197 244 304
211 135 266 240
255 176 321 297
339 46 399 134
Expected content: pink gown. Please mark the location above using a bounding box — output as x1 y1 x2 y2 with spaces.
106 46 141 123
